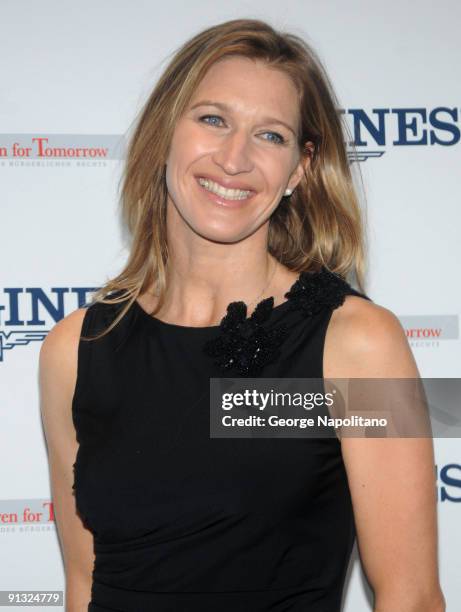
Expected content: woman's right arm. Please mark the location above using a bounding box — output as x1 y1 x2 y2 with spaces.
39 308 95 612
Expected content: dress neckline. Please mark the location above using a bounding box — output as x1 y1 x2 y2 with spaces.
132 271 302 332
127 265 369 377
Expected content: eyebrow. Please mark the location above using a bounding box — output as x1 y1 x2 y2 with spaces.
189 99 297 137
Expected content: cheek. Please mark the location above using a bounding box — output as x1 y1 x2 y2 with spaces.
170 122 215 162
166 137 212 201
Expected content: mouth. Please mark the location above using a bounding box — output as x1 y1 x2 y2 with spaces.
195 176 255 203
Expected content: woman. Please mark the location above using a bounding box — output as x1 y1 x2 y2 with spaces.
39 18 445 612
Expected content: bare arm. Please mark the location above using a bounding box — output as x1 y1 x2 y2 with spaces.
324 296 446 612
39 308 95 612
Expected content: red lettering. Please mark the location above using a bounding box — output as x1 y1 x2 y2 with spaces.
406 327 442 338
32 137 49 157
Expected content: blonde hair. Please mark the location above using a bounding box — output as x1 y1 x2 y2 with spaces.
83 18 368 340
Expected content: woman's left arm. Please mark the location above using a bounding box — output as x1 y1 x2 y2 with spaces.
324 297 446 612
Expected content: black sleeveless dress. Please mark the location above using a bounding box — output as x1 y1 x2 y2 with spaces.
71 266 371 612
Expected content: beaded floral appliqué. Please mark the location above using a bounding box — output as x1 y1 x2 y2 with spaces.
203 297 289 377
203 265 366 377
284 266 360 316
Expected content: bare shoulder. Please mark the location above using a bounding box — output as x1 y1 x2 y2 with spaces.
39 308 86 427
39 307 88 407
41 306 87 352
324 294 419 378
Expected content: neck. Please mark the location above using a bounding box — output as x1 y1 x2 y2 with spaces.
154 253 278 326
144 201 296 327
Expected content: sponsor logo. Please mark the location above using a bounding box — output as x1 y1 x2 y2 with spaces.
0 499 57 535
343 106 459 162
0 134 125 167
0 288 97 362
399 315 459 348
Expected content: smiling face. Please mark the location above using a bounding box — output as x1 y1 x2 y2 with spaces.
165 55 310 244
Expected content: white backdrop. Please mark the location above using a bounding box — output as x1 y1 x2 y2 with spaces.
0 1 459 610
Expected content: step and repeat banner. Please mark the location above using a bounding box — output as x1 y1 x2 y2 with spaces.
1 1 459 610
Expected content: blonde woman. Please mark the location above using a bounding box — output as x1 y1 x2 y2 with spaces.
39 19 445 612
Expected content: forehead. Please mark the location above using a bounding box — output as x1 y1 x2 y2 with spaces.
189 56 300 123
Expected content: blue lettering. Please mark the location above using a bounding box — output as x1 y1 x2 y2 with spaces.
392 108 427 145
26 288 68 325
347 108 389 146
440 463 461 502
4 288 23 325
2 288 100 326
429 107 460 145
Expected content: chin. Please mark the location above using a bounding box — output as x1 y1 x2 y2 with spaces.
189 219 257 244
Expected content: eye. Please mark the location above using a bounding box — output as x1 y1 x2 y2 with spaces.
261 131 286 146
199 114 225 127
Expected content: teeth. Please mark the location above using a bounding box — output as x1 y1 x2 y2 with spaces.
198 177 251 200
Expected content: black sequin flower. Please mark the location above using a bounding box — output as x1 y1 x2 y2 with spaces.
203 296 289 377
284 266 357 315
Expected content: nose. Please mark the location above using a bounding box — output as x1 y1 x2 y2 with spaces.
211 129 254 175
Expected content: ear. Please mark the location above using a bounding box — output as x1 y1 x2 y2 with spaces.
287 141 315 192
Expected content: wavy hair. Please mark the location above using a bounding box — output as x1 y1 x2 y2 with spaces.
83 18 368 340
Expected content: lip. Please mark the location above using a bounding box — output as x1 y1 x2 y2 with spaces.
194 173 256 192
195 177 256 208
